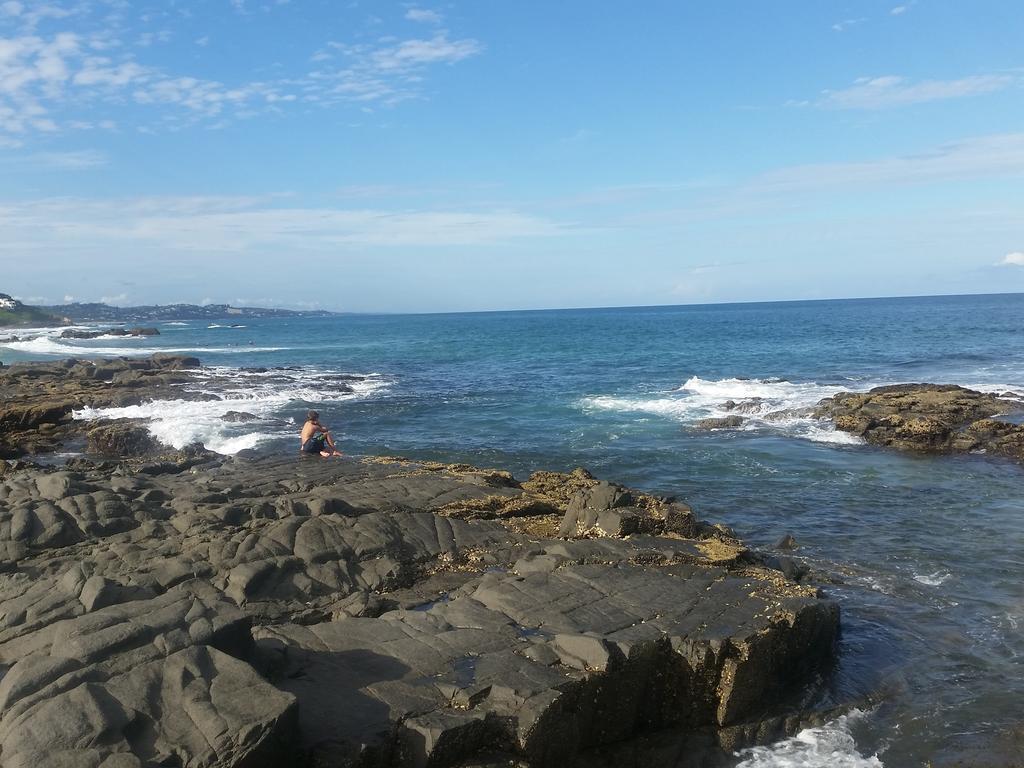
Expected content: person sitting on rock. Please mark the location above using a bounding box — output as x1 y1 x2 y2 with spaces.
300 410 342 457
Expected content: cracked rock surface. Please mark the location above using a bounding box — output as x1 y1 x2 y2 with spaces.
0 451 839 767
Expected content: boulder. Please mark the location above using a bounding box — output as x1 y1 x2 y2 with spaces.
86 421 161 457
151 353 200 369
222 410 259 422
694 415 745 430
817 383 1024 462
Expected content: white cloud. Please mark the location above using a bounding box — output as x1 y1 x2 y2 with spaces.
371 34 481 70
309 30 482 107
20 149 107 169
0 7 483 141
405 9 442 25
997 252 1024 266
820 74 1016 109
890 5 908 14
609 133 1024 228
100 292 128 304
62 294 75 302
0 195 568 254
832 18 864 32
748 133 1024 193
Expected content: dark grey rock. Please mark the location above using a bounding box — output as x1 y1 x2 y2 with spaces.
221 410 259 422
0 426 841 766
694 415 745 430
776 533 798 550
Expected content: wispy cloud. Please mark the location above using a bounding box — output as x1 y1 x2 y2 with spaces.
602 133 1024 230
0 195 568 254
997 252 1024 266
817 74 1017 109
832 18 865 32
10 148 108 169
746 133 1024 193
0 4 483 142
405 8 442 25
308 31 482 106
890 5 908 15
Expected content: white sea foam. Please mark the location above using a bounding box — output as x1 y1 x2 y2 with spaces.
735 712 882 767
581 376 867 445
913 570 952 586
0 335 284 357
164 322 189 326
74 368 389 454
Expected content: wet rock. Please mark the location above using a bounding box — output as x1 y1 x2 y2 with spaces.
59 327 159 339
86 421 162 457
694 415 745 430
722 398 765 414
817 383 1024 462
0 354 218 459
776 533 798 550
222 410 259 422
150 353 200 369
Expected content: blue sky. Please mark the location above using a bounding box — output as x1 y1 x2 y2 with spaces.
1 0 1023 312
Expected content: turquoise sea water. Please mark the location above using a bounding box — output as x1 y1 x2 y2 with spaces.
3 293 1024 766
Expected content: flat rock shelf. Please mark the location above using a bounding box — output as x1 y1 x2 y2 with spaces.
0 450 840 768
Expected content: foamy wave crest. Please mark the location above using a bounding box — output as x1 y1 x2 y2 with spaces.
913 570 952 586
735 712 882 767
0 335 285 357
74 368 390 455
679 376 843 404
581 376 867 445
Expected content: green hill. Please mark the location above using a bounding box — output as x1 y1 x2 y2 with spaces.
0 294 64 327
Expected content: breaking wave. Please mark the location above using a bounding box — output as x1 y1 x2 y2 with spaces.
581 376 866 445
735 712 882 767
0 334 284 357
74 366 389 455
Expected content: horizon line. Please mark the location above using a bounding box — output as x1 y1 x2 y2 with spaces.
19 288 1023 319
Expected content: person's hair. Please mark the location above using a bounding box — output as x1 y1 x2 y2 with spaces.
307 410 319 421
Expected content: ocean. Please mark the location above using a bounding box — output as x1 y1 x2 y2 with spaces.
3 292 1023 766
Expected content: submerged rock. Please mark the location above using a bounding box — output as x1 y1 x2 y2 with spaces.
694 415 745 430
221 410 259 422
59 327 159 339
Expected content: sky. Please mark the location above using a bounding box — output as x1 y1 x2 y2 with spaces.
1 0 1023 313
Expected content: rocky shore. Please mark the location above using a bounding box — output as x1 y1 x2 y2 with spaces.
815 383 1024 462
0 355 845 767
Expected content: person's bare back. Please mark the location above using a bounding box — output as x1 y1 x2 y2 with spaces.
299 409 342 457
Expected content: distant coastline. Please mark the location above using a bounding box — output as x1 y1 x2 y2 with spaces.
0 293 340 328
